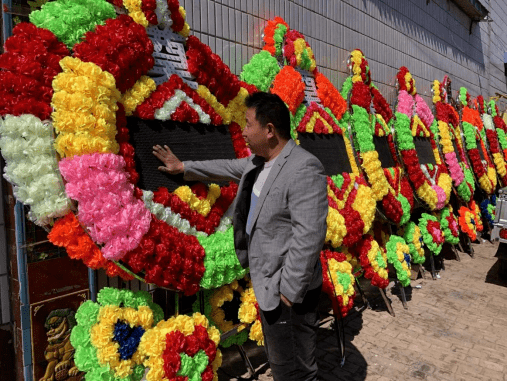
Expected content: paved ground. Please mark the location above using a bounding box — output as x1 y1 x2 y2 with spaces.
218 241 507 381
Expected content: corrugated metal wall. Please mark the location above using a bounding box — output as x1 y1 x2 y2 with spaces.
182 0 506 108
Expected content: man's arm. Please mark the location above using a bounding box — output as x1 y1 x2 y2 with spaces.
279 157 328 305
153 144 248 182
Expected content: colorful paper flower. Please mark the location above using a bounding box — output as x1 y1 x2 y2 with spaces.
139 313 221 381
478 96 507 187
458 206 478 241
434 204 460 245
192 280 249 348
320 249 356 317
460 88 497 195
353 234 389 288
432 76 474 203
401 222 426 264
418 213 445 255
480 196 496 227
238 285 264 346
385 235 412 287
394 67 452 211
70 287 163 381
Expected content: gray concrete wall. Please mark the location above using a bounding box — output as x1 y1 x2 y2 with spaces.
183 0 506 109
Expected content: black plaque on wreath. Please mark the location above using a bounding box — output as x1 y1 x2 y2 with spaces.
127 118 238 192
414 137 437 166
373 136 396 169
298 133 353 176
476 139 487 162
451 137 463 164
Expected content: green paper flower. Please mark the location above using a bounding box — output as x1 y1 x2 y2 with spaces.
240 51 281 92
29 0 116 49
198 227 248 289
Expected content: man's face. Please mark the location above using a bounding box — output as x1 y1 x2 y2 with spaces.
243 107 269 157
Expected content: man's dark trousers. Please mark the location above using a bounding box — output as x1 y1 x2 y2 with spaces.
260 285 322 381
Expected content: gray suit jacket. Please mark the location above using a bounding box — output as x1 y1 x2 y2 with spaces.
183 140 328 311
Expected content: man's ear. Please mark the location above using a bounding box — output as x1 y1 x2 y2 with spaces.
266 122 276 138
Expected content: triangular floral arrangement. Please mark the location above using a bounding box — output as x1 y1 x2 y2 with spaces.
296 102 341 134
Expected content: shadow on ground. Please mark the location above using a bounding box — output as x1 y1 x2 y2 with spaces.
316 295 368 381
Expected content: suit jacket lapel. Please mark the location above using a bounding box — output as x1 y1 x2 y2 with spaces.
247 140 296 230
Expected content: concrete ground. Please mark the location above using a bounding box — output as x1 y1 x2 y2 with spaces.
218 241 507 381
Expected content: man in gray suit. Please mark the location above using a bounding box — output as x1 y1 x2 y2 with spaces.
153 92 328 381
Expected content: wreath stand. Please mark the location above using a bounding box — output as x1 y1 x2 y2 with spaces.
427 247 439 280
396 279 409 309
326 266 347 367
353 273 395 317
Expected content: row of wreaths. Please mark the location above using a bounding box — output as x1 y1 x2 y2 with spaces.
0 1 506 378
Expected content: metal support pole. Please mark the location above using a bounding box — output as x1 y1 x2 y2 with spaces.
2 0 13 45
354 277 370 310
235 344 256 377
429 252 437 280
14 202 33 381
452 245 461 262
378 287 395 317
334 312 346 367
398 281 408 309
88 269 97 302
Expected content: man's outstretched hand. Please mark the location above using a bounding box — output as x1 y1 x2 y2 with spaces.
153 145 185 174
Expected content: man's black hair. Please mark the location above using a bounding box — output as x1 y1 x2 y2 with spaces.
245 92 291 140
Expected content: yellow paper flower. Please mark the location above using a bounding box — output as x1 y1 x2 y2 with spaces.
120 76 156 116
328 258 355 306
52 57 121 158
432 80 441 104
196 85 232 124
361 150 389 201
493 152 507 178
352 184 376 234
173 184 221 216
226 87 250 129
178 7 191 37
90 304 155 378
325 206 347 248
123 0 149 27
238 286 264 346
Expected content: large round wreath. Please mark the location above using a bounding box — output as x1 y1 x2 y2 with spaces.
354 234 389 288
458 206 478 241
480 195 496 227
418 213 445 255
400 221 426 265
433 205 460 245
385 235 412 287
241 17 376 248
431 77 475 203
394 67 452 211
477 96 507 187
0 0 258 292
345 49 413 225
459 88 497 195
